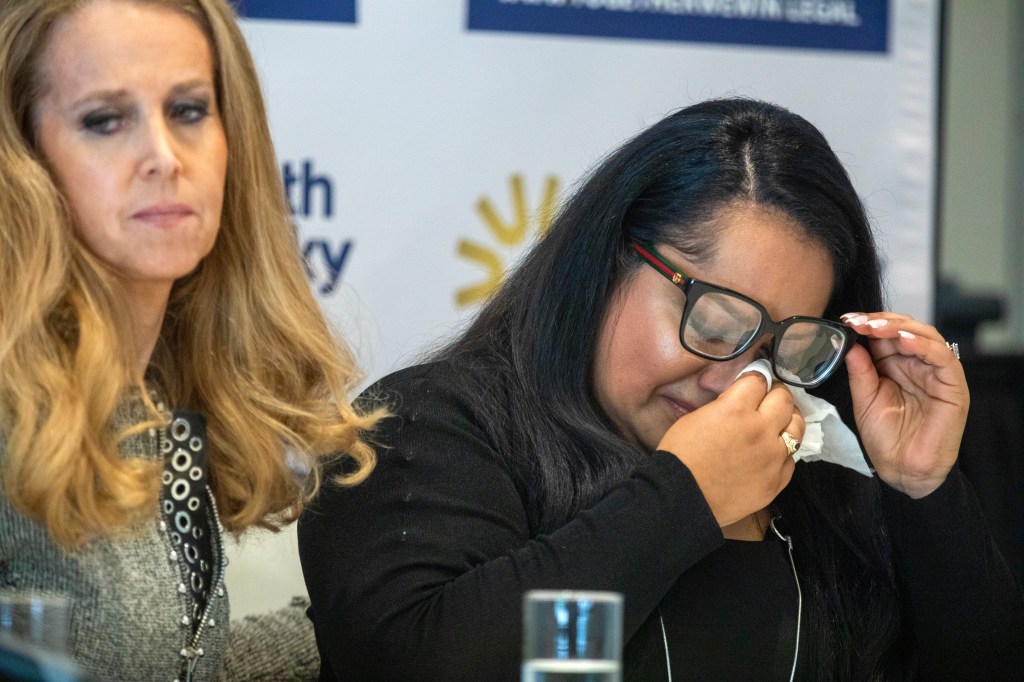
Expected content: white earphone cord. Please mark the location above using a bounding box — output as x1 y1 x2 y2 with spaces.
771 517 802 682
658 518 801 682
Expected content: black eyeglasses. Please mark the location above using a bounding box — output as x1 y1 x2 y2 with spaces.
632 242 855 388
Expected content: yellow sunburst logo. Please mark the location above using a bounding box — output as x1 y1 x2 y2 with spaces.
455 173 560 308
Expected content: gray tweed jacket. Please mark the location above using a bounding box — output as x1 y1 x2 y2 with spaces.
0 396 319 681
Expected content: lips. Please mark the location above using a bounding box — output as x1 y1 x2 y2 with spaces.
663 394 699 420
131 203 195 226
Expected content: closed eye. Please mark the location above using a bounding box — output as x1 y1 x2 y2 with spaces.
80 108 130 135
168 99 211 124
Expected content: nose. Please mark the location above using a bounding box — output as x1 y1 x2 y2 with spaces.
696 347 769 395
138 116 182 179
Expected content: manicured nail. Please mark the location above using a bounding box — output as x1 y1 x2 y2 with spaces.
840 312 859 321
898 330 915 339
867 319 888 328
846 315 868 325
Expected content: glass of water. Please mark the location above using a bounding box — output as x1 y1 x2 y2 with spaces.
0 591 73 654
521 590 623 682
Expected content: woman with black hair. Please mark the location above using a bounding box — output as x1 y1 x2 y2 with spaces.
299 98 1024 681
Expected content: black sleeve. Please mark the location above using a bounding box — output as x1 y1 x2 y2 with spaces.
297 363 723 681
880 468 1024 680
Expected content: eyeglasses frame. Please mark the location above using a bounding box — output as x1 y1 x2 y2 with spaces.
630 241 856 388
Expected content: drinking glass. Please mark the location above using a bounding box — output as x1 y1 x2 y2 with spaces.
521 590 623 682
0 591 72 654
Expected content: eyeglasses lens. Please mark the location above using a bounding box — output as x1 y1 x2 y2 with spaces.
775 322 846 385
682 292 846 387
681 291 761 358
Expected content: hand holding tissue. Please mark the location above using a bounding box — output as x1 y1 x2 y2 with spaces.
737 359 873 477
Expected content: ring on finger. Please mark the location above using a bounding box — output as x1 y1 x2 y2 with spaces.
781 431 801 457
946 341 960 360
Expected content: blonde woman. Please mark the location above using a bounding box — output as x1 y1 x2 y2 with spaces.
0 0 377 679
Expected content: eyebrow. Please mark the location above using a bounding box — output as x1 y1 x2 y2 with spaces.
68 79 215 111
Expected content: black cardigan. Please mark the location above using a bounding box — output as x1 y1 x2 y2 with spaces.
298 359 1024 681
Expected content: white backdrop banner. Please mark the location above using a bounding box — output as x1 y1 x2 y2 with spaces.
237 0 938 385
227 0 939 616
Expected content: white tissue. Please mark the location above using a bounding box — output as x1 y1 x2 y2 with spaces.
736 359 873 477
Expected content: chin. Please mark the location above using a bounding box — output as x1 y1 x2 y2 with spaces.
154 253 210 277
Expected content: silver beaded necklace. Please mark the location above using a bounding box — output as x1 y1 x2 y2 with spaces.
658 517 802 682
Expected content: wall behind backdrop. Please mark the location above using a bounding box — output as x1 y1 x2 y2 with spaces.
225 0 941 616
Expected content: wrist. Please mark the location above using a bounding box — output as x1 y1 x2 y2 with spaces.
877 468 952 499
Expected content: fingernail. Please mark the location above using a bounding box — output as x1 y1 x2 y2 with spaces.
840 313 858 321
867 319 888 328
846 315 868 325
898 330 915 339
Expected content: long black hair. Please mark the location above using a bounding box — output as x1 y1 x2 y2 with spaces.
442 98 906 679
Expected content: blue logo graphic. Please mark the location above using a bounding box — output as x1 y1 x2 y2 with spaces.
280 159 352 296
467 0 889 53
303 239 353 296
235 0 356 24
284 160 334 219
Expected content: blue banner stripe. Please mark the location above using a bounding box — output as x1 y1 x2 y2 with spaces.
467 1 888 53
234 0 356 24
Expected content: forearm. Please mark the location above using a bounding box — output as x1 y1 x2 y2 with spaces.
299 452 722 681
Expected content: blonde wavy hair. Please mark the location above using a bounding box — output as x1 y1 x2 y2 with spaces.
0 0 379 548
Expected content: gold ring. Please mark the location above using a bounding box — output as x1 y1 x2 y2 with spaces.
781 431 801 457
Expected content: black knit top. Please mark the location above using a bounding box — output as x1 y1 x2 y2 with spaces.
298 359 1024 681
